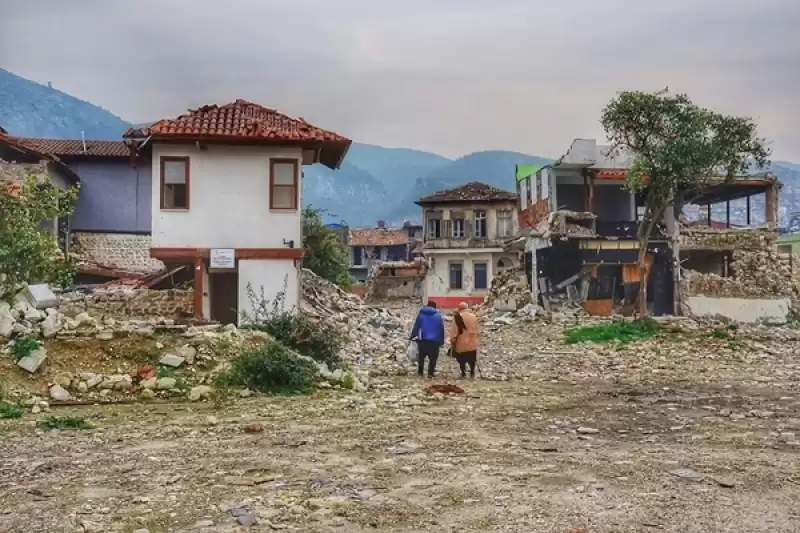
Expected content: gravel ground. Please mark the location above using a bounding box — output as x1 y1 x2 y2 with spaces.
1 317 799 533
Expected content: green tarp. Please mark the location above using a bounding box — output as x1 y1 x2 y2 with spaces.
516 164 543 182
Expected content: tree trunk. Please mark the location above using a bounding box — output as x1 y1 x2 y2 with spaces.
635 242 649 318
635 203 666 318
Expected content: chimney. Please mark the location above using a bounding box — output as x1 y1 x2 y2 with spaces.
377 220 386 229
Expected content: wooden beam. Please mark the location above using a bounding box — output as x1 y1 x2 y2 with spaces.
193 257 204 320
150 247 304 261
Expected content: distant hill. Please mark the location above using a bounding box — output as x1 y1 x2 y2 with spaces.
0 68 131 140
3 67 798 228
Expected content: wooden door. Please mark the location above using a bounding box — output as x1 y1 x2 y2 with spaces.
210 272 239 325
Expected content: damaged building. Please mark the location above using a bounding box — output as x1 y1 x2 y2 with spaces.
514 138 788 322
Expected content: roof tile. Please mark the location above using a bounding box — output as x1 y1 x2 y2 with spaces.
417 182 517 204
125 99 349 144
15 138 129 158
349 228 410 247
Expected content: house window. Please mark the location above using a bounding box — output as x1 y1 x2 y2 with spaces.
449 262 463 290
474 210 487 238
160 157 190 210
270 159 299 210
427 217 442 239
452 218 466 238
353 246 364 266
497 210 513 237
474 262 488 290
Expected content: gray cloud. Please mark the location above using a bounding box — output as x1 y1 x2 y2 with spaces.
1 0 798 161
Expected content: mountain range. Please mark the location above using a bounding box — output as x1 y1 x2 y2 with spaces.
1 67 798 228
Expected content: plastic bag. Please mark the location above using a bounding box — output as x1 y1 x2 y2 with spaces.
406 341 419 365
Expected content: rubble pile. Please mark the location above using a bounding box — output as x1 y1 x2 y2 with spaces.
681 249 795 299
680 226 777 251
300 269 413 375
485 268 531 309
546 210 597 238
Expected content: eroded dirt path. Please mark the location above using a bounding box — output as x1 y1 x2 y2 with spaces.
2 319 800 533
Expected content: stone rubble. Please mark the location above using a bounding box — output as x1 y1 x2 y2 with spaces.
300 269 413 377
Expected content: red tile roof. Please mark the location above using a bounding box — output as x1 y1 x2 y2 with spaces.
124 99 351 169
16 138 130 158
0 133 81 185
349 228 410 247
417 182 517 205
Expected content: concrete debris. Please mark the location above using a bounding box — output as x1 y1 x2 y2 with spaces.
300 269 413 377
159 354 185 368
21 284 59 309
188 385 213 402
485 268 531 310
48 384 71 402
16 346 48 373
543 210 597 238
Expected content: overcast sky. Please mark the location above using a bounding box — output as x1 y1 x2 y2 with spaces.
1 0 798 161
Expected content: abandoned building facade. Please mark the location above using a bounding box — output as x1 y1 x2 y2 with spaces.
2 100 351 325
122 100 351 325
418 182 519 308
515 138 789 322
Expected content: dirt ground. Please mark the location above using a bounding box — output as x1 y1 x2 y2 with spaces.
1 319 799 533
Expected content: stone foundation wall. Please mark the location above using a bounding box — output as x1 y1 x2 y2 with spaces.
59 289 194 319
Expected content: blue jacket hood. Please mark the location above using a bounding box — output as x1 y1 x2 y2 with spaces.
410 306 445 344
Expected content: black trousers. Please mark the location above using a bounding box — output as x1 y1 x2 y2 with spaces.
417 340 440 377
455 350 477 377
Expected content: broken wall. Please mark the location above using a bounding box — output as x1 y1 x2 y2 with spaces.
680 227 777 251
59 289 194 320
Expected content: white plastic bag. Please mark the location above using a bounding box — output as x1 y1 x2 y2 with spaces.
406 341 419 365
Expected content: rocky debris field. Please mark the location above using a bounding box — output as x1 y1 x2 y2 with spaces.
2 309 799 533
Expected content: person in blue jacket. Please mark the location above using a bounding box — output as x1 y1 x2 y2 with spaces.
409 301 446 378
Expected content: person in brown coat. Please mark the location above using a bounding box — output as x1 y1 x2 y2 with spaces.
449 302 479 378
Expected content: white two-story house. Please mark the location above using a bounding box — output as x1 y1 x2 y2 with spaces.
417 182 518 308
123 100 351 324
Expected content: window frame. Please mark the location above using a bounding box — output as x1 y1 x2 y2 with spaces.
427 216 442 239
474 210 487 238
497 209 513 238
473 261 488 290
449 261 463 290
452 218 466 238
159 156 191 211
269 158 300 211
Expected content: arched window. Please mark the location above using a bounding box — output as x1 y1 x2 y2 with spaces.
497 258 508 270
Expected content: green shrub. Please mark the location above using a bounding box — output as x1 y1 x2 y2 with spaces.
10 337 41 362
40 415 92 430
216 341 318 395
0 402 23 419
302 207 353 290
243 283 346 368
565 318 659 344
710 329 731 339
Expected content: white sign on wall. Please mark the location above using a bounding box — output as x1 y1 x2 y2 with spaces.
210 248 235 269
